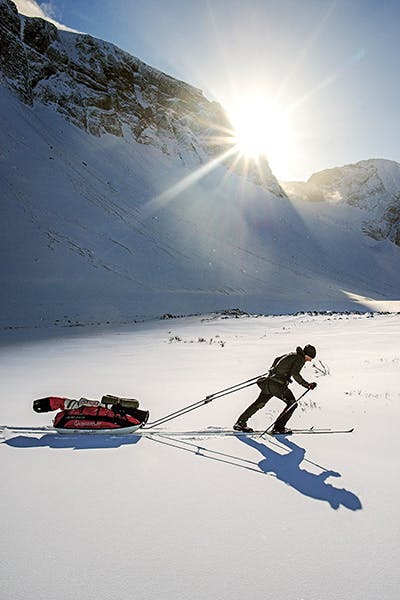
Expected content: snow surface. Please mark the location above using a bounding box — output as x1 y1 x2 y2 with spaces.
1 312 400 600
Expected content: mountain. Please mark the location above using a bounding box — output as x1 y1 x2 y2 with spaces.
0 0 284 196
281 159 400 247
0 0 400 330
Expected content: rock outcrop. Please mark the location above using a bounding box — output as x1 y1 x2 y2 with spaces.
0 0 285 196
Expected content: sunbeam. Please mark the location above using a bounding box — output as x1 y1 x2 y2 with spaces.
142 145 238 217
275 0 338 103
288 49 365 112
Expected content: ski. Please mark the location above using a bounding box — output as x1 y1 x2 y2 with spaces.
263 427 354 436
1 425 56 434
143 427 355 437
1 425 354 438
144 427 355 437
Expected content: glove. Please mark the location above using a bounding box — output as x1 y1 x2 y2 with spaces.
308 382 317 390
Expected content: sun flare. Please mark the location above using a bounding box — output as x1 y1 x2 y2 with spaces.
227 94 294 175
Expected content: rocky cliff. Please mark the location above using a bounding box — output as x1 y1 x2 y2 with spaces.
0 0 285 196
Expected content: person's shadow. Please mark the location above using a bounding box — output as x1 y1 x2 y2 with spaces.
238 434 362 511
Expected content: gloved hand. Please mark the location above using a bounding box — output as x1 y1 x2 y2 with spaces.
308 382 317 390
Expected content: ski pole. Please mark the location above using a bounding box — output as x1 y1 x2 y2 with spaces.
259 388 311 438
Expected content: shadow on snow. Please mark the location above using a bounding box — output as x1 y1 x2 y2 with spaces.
238 434 362 511
2 431 362 510
2 433 142 450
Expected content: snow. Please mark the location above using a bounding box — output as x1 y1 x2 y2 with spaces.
1 83 400 331
1 312 400 600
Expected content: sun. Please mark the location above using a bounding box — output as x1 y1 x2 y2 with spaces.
226 94 294 174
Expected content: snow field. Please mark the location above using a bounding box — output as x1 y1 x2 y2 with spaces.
1 312 399 600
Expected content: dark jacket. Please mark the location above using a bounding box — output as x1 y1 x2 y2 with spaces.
267 346 310 388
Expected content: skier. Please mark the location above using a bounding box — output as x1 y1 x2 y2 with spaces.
234 344 317 434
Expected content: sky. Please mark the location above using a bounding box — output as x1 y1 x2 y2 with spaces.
14 0 400 181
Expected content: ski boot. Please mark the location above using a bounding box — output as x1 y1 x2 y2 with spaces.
272 426 292 435
233 422 254 433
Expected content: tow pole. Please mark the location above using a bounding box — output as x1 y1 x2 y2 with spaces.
142 372 269 429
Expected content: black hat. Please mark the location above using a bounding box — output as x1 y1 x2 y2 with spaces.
303 344 316 359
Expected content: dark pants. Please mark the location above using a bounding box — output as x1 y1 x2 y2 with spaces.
237 379 297 429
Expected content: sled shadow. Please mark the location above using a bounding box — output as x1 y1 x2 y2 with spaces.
2 433 142 450
238 435 362 511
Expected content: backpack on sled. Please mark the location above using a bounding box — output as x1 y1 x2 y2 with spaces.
33 395 149 431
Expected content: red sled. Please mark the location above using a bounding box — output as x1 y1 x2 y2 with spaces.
33 396 149 434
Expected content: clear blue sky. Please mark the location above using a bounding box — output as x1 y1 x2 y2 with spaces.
16 1 400 181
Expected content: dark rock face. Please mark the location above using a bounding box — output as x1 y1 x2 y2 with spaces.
0 0 285 195
0 0 30 101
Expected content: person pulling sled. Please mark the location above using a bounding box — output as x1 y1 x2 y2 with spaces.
234 344 317 434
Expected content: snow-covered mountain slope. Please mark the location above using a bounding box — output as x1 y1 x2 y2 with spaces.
282 159 400 246
0 0 400 330
2 82 399 329
0 0 283 196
